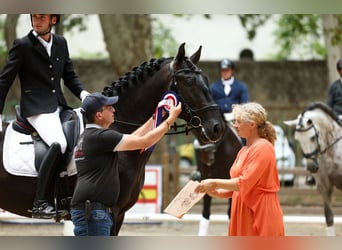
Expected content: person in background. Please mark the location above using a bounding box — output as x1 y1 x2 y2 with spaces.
327 58 342 119
195 102 284 236
70 92 181 236
0 14 90 219
210 58 249 114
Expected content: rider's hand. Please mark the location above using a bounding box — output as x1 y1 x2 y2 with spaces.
80 90 90 102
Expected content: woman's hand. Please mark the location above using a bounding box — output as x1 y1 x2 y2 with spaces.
195 179 216 193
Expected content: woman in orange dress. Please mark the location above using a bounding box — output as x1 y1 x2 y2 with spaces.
195 102 284 236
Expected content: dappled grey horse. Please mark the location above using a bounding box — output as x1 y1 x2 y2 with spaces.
284 102 342 236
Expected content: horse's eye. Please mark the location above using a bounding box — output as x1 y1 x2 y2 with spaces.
185 76 195 85
307 119 312 125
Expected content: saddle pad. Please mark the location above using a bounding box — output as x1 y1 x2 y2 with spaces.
3 121 77 177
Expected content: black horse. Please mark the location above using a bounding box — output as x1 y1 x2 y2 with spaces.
191 118 242 235
0 43 226 236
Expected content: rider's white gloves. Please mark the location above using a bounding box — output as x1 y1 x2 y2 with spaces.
80 90 90 102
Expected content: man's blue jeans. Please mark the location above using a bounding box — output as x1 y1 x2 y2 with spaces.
70 209 113 236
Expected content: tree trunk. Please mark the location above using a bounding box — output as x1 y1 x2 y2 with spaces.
98 14 153 77
321 14 342 85
4 14 20 50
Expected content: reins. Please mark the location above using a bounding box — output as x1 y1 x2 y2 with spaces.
114 119 194 135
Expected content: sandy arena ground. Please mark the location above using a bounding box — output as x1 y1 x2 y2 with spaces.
1 204 342 236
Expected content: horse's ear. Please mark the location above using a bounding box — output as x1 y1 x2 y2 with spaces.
174 42 186 65
283 119 298 127
190 45 202 65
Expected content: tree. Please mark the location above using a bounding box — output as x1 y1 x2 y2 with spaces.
99 14 153 76
3 14 19 50
238 14 342 84
321 14 342 83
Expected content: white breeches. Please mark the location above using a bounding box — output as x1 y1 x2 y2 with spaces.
27 107 67 154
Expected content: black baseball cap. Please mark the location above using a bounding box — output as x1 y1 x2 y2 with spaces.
81 92 119 116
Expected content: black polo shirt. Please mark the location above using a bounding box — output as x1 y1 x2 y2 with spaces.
71 124 123 207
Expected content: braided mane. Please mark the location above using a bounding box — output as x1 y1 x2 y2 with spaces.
103 57 171 97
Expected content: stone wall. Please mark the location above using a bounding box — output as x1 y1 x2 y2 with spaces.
2 59 330 164
71 59 329 125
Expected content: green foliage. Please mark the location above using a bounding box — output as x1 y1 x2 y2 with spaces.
238 14 272 40
152 17 178 58
62 14 88 33
0 16 7 61
273 14 324 59
329 15 342 46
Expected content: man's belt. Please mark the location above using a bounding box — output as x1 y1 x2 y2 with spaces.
71 200 112 214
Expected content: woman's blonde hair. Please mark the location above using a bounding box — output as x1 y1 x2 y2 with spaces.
232 102 277 144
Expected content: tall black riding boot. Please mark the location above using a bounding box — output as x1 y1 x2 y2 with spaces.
32 142 68 219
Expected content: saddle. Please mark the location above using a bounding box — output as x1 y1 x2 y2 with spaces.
11 105 80 172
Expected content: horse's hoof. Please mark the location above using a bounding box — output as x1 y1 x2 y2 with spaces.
305 175 316 186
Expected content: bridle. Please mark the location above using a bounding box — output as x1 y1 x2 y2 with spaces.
296 115 342 159
167 60 220 143
114 59 221 143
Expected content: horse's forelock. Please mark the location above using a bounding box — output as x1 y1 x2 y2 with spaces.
185 57 197 71
303 102 341 125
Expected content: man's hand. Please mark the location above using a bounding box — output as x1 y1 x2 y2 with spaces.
168 102 182 122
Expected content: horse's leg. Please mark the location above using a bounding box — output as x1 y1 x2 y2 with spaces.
227 198 231 218
198 194 211 236
317 183 335 236
111 210 125 236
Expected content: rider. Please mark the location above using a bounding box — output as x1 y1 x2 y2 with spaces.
327 58 342 120
0 14 90 219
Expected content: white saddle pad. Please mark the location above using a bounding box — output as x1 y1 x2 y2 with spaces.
3 108 84 177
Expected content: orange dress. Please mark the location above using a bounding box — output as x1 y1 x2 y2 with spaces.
228 138 284 236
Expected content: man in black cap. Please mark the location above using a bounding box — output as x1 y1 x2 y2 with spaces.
327 58 342 119
70 92 181 236
210 59 249 114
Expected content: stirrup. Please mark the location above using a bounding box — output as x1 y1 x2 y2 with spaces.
31 201 68 219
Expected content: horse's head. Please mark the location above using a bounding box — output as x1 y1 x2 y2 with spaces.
102 43 225 143
168 43 225 143
284 102 342 160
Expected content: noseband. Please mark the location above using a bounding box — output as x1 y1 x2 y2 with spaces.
168 60 220 143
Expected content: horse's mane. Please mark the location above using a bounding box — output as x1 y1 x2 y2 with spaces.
102 55 200 98
102 57 172 97
303 102 342 126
